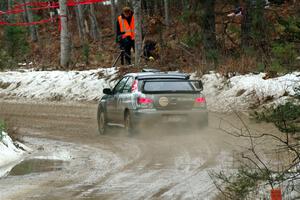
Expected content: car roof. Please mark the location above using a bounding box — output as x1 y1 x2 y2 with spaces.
125 72 190 80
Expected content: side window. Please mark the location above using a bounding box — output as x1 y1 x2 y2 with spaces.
122 76 134 93
113 77 128 94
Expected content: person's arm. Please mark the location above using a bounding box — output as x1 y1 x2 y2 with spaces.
116 20 121 43
116 19 126 43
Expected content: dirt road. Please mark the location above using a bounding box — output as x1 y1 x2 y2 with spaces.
0 100 280 200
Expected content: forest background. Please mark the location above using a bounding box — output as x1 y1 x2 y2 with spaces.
0 0 299 76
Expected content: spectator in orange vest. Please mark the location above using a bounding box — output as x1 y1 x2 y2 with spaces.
116 7 135 65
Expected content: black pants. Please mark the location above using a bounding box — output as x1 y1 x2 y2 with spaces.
120 38 134 65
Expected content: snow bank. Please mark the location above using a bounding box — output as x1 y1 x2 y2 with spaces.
203 72 300 112
0 132 27 177
0 68 117 101
0 68 299 111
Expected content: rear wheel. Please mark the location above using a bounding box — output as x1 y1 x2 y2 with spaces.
124 111 137 136
97 107 107 135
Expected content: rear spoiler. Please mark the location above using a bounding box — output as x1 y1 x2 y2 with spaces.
141 79 203 94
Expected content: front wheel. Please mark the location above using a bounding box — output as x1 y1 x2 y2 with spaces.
97 108 107 135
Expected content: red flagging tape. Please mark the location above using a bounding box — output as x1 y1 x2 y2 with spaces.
0 0 108 26
11 0 107 11
0 17 57 26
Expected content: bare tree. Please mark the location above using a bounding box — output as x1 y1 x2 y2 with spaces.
241 0 253 48
164 0 170 26
59 0 71 68
200 0 217 51
133 0 142 66
212 105 300 199
75 0 86 42
89 3 101 42
118 0 128 10
23 0 38 42
111 0 117 37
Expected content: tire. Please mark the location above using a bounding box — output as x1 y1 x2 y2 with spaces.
97 106 107 135
124 111 137 136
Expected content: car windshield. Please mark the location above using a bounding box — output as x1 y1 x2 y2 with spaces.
142 80 198 93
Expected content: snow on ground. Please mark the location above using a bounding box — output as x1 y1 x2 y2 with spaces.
0 68 299 111
202 72 300 112
0 131 28 177
0 68 117 101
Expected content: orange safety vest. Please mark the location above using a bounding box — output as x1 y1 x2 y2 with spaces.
118 15 135 40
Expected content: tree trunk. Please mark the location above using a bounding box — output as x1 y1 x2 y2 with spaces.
59 0 71 68
24 0 38 42
7 0 14 22
241 0 267 49
89 3 101 42
0 1 7 11
154 1 160 15
110 0 117 37
201 0 217 51
164 0 170 26
75 0 86 42
144 0 151 16
118 0 127 10
133 0 142 66
241 0 252 48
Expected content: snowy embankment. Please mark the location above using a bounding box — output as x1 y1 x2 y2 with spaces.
202 72 300 112
0 68 116 101
0 68 299 111
0 132 28 177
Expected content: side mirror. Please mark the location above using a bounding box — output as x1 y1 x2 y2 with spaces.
103 88 113 95
192 80 203 91
198 80 203 91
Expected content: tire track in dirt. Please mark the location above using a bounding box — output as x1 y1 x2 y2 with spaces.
0 101 262 200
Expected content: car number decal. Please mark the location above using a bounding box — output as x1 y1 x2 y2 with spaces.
159 97 169 107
